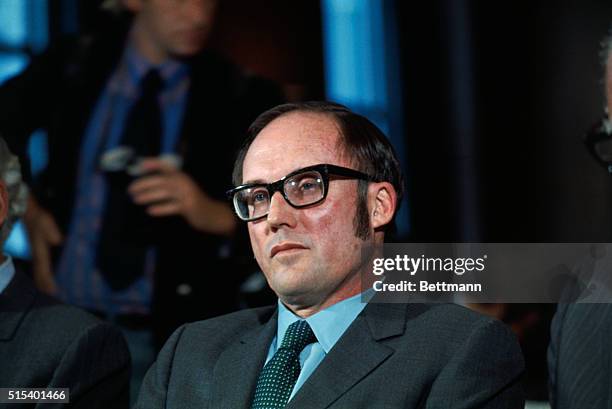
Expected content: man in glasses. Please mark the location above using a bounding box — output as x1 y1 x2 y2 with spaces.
136 102 525 408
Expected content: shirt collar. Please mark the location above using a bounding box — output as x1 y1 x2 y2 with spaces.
123 42 190 91
276 291 368 354
0 256 15 295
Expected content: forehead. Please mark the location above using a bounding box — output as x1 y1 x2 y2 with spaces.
242 112 348 183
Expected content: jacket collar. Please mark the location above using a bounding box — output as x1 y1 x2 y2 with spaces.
208 307 278 409
208 302 422 408
287 302 412 409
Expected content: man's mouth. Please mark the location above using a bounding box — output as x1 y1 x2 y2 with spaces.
270 243 308 258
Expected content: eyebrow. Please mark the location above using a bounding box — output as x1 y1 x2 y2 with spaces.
241 178 268 185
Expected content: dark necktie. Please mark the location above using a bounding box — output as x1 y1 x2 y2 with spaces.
97 69 164 290
251 320 317 409
121 69 163 156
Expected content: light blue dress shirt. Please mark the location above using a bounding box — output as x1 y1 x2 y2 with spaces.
265 292 369 400
0 256 15 294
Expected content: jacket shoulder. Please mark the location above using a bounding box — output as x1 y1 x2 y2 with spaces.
2 288 130 400
183 306 276 338
433 303 517 343
18 293 127 366
157 306 273 356
30 291 103 333
422 302 495 323
384 303 521 362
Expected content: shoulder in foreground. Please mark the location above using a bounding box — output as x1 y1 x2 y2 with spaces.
9 289 129 381
29 291 115 340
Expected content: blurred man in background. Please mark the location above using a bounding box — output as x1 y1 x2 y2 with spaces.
0 0 281 400
0 137 131 408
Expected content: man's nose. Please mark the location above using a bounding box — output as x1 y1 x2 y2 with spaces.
266 191 297 230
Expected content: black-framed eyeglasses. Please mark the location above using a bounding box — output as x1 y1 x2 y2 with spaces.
227 163 376 222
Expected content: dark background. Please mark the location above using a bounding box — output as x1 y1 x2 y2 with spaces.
64 0 612 244
400 1 612 242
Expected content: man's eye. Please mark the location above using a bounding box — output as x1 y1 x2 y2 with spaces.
298 178 319 192
252 191 267 203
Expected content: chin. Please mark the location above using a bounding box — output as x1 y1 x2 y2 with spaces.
277 291 316 309
170 43 204 59
272 279 312 299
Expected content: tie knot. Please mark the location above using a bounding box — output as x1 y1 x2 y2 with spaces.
280 320 317 353
140 69 164 95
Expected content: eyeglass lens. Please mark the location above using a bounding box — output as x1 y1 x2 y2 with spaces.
235 170 325 220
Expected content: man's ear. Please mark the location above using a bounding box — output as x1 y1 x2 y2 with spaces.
368 182 397 230
0 181 8 228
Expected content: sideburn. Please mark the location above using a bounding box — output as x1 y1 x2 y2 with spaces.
354 180 371 240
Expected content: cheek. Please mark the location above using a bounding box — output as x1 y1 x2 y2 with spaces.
247 225 266 262
303 198 358 253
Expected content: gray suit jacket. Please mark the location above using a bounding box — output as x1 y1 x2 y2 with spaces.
548 303 612 409
136 302 524 408
0 269 131 408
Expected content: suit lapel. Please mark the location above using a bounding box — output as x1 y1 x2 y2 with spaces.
209 308 278 409
287 303 409 409
0 270 36 341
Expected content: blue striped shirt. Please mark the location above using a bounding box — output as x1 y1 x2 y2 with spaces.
55 43 190 315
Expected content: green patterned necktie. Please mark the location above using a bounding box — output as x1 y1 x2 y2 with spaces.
251 320 317 409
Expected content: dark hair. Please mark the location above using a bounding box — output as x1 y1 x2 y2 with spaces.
232 101 405 238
